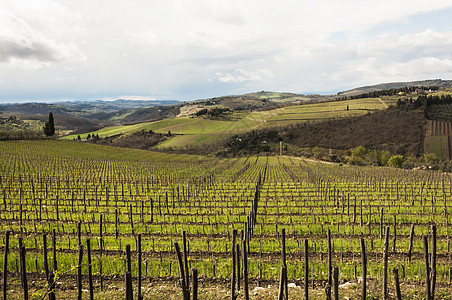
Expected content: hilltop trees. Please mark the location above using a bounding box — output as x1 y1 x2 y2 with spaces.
43 112 55 137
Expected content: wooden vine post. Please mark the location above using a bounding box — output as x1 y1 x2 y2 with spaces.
138 233 143 300
174 242 189 300
77 244 83 300
278 266 287 300
408 224 415 262
281 228 288 300
52 228 57 272
43 233 49 282
333 266 339 300
87 239 94 300
231 229 237 300
19 244 28 300
383 226 389 299
431 224 437 299
242 238 249 300
304 238 309 300
423 236 431 300
3 231 10 300
393 267 402 300
192 268 198 300
327 229 332 300
125 244 133 300
361 238 367 300
183 231 190 294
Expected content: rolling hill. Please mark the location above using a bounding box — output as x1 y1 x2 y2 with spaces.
63 97 392 150
4 79 452 160
337 79 452 98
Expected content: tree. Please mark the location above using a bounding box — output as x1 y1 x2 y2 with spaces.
43 112 55 137
388 155 404 168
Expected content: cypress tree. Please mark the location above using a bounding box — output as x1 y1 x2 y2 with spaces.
43 112 55 137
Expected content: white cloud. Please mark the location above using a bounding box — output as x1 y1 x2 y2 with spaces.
216 69 273 83
1 0 452 101
0 1 85 68
322 29 452 88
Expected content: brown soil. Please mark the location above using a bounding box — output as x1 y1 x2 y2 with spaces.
4 272 452 299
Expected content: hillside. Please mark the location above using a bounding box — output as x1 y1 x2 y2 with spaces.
3 79 452 160
1 79 438 137
63 97 390 150
281 108 425 155
338 79 452 98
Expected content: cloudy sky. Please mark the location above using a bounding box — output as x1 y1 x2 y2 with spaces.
1 0 452 103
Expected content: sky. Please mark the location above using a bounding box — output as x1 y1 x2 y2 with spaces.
1 0 452 103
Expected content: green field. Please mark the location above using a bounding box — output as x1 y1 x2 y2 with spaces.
1 140 451 299
424 135 451 160
63 98 390 149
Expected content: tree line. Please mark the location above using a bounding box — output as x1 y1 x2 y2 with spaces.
337 86 439 101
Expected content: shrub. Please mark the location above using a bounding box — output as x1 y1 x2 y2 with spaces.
388 155 404 168
352 146 367 158
423 153 440 167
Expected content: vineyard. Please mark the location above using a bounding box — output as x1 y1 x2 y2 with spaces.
1 140 452 299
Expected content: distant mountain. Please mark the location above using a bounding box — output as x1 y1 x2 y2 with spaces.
0 99 180 117
0 103 79 116
0 99 181 135
338 79 452 97
55 99 180 112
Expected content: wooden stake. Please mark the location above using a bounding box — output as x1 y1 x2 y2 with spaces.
231 229 237 300
304 239 309 300
125 271 133 300
431 224 437 299
327 228 332 300
3 231 9 300
77 245 83 300
183 231 190 292
19 245 28 300
278 265 286 300
87 239 94 300
393 267 402 300
408 224 414 262
242 238 249 300
333 266 339 300
383 226 389 299
192 268 198 300
361 238 366 300
175 242 189 300
52 229 57 272
423 236 431 300
138 234 143 300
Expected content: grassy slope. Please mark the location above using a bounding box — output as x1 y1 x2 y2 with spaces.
5 140 208 164
424 136 446 159
62 98 390 148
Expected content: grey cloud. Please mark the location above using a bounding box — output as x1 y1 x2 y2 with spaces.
0 39 58 62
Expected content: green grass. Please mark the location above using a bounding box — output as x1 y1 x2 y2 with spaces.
424 135 449 159
259 92 280 99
